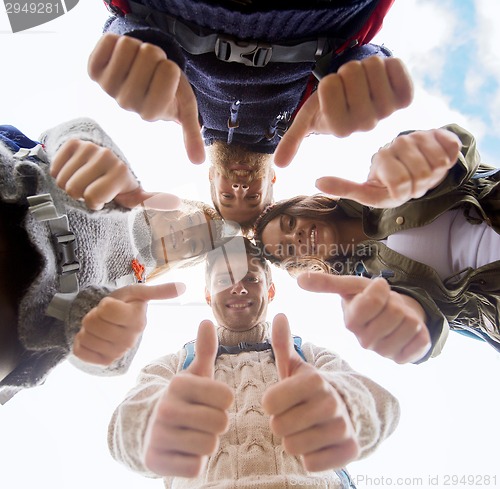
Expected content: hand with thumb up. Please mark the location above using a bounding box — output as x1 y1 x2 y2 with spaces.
73 282 185 366
262 314 360 472
143 320 234 478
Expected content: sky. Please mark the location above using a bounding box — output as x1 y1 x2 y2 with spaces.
0 1 499 489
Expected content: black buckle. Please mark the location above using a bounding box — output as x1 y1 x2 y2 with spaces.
215 36 272 67
54 233 80 275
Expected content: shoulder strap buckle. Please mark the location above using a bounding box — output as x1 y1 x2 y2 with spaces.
215 36 272 67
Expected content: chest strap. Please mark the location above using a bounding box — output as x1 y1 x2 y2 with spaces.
182 335 306 370
27 193 80 321
104 0 346 68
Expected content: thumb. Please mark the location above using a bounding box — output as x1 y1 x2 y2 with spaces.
115 188 181 210
316 176 396 208
434 128 462 162
297 272 370 299
177 75 205 165
271 313 303 380
111 282 186 303
188 320 219 378
273 94 318 168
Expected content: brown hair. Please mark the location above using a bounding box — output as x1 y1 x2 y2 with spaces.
253 194 351 275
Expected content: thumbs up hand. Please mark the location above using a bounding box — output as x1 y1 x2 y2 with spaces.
51 139 180 211
297 272 431 364
73 282 185 365
88 34 205 165
262 314 359 472
144 320 234 478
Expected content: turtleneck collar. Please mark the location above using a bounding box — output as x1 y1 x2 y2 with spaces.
217 321 270 346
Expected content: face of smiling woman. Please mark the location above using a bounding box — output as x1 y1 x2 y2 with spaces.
207 255 274 331
260 213 340 262
149 210 213 266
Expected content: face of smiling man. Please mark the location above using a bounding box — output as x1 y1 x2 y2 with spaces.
206 252 275 332
207 141 275 228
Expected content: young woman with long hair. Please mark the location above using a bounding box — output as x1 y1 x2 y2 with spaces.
254 124 500 364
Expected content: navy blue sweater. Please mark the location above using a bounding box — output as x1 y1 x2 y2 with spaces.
105 0 391 153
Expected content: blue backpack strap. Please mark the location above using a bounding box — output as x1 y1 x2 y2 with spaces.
335 468 357 489
182 340 196 370
292 336 307 362
0 125 39 152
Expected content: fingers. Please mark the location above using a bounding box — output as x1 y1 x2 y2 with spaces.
88 33 121 81
262 344 360 471
187 320 218 378
271 313 303 380
342 278 431 363
89 34 186 123
74 302 145 366
113 188 181 211
314 56 414 138
371 128 461 203
315 175 393 207
176 75 205 164
51 139 139 210
273 93 318 168
302 438 360 472
384 57 414 110
111 282 186 303
297 272 370 298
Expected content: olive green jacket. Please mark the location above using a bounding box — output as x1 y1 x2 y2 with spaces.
338 124 500 362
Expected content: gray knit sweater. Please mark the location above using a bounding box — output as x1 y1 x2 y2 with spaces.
0 118 154 403
109 322 400 488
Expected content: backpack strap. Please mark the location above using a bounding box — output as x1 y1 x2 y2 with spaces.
105 0 346 68
181 334 306 370
27 193 80 321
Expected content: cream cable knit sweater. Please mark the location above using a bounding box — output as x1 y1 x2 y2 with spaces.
109 322 400 488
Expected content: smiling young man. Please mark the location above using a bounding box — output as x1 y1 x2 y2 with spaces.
207 140 276 233
108 238 400 488
90 1 414 228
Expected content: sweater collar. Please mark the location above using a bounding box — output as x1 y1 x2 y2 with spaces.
217 321 270 346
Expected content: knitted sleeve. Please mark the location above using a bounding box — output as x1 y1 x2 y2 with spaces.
108 350 187 482
65 284 143 377
39 117 140 205
301 343 400 460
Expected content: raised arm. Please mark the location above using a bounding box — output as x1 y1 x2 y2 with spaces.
298 273 432 364
274 54 414 168
109 321 233 478
263 313 400 468
88 33 204 164
316 128 462 207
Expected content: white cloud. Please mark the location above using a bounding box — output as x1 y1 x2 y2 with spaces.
374 0 459 84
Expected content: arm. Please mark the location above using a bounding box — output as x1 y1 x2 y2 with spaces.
66 282 184 377
274 45 414 168
262 314 398 471
109 321 233 478
43 118 180 210
50 138 179 211
316 127 462 208
298 273 435 364
88 33 204 164
302 340 400 460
